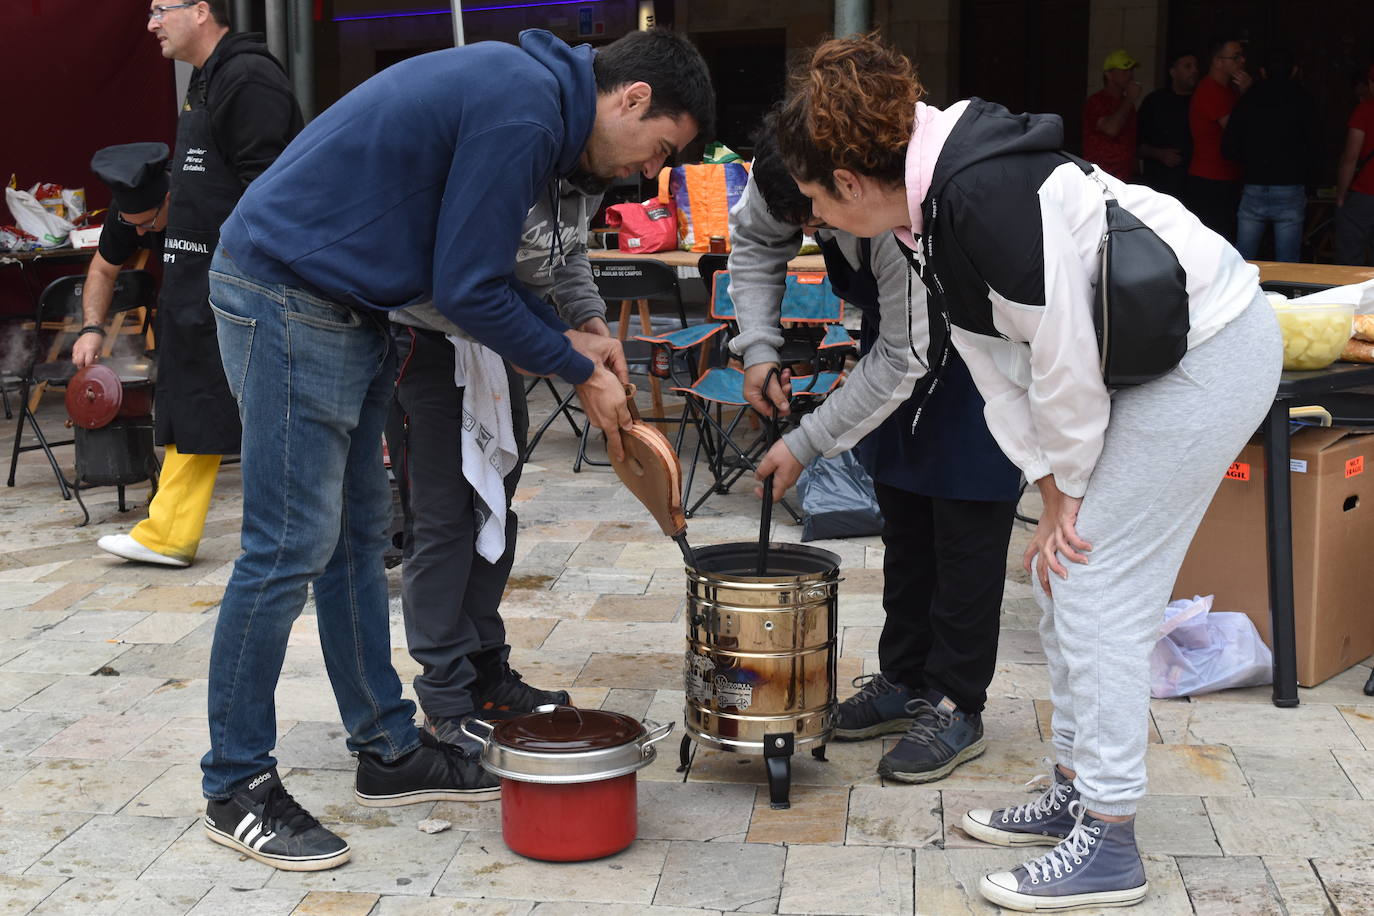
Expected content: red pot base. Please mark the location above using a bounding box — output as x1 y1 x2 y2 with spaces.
500 773 638 862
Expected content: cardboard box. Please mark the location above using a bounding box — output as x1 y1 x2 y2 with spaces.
1172 427 1374 687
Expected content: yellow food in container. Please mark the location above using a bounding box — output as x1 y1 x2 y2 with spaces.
1270 299 1355 370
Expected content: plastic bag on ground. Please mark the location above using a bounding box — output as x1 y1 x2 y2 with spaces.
795 451 883 542
1149 595 1273 698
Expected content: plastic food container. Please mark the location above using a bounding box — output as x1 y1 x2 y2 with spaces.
1271 300 1355 370
462 707 672 862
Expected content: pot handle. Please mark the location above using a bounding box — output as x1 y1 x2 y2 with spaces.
459 718 495 748
638 719 675 756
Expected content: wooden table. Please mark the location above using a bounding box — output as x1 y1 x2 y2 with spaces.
589 248 826 275
1251 261 1374 287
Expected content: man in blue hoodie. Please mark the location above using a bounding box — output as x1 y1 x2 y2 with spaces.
200 28 713 871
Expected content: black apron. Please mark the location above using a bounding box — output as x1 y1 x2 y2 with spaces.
818 234 1021 502
155 70 243 455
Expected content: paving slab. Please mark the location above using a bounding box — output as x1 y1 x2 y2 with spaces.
275 721 356 771
115 611 211 645
1231 746 1359 799
575 652 680 690
1339 704 1374 749
1143 743 1250 797
1333 748 1374 799
17 673 165 716
267 824 466 896
124 717 212 765
0 711 80 761
5 758 166 814
1311 857 1374 914
28 877 211 915
0 671 59 710
653 839 785 912
778 844 912 916
541 620 681 655
0 809 91 873
1177 855 1283 915
1206 796 1374 857
290 891 381 916
844 785 941 848
637 780 756 842
745 786 849 845
585 594 681 622
1262 856 1337 916
688 739 882 789
1186 701 1361 749
184 886 305 916
0 875 67 915
531 906 713 916
140 820 277 887
0 640 127 676
434 831 669 904
27 813 194 880
29 712 169 760
373 898 534 915
37 610 150 642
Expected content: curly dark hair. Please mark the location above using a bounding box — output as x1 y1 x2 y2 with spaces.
751 107 814 226
777 34 923 192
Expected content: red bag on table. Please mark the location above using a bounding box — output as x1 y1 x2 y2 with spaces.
604 199 677 254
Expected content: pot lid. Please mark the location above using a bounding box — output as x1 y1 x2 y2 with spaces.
491 705 643 753
66 364 123 429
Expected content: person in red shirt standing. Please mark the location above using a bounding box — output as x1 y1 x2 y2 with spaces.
1335 64 1374 266
1083 49 1141 181
1186 37 1252 242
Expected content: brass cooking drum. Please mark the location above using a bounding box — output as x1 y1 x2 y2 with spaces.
683 542 839 754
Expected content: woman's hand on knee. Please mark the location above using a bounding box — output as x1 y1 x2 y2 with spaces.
1025 477 1092 596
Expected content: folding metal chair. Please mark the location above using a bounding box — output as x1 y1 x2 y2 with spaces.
650 268 853 519
7 270 156 500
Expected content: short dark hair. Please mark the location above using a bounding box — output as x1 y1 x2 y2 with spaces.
751 108 813 226
204 0 229 27
593 29 716 141
1205 36 1243 63
1165 49 1196 70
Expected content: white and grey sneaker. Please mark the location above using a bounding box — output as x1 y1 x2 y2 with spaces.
979 800 1148 912
962 758 1080 846
204 768 350 871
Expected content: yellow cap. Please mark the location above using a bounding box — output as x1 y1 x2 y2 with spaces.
1103 49 1138 71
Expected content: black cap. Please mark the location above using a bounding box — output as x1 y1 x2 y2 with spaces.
90 142 170 215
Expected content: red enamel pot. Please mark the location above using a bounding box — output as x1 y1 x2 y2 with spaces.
462 706 673 862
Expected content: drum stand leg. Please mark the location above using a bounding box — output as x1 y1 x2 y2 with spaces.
677 734 694 773
811 744 827 762
764 732 794 809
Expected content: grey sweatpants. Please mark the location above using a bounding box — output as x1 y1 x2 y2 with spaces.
1035 292 1281 815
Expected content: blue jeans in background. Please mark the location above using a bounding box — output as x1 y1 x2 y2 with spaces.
1235 184 1306 263
201 246 419 799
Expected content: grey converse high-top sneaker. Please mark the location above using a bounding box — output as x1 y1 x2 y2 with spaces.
962 759 1080 845
979 800 1149 912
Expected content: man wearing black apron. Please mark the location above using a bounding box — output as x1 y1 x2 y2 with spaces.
97 0 301 568
732 114 1021 784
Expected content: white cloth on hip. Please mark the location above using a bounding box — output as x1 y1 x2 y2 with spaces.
447 335 519 563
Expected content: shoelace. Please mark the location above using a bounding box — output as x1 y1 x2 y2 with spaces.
261 785 321 833
1021 801 1100 885
1000 758 1073 825
897 697 954 749
849 672 900 700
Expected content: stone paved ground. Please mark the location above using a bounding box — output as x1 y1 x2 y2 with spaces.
2 389 1374 915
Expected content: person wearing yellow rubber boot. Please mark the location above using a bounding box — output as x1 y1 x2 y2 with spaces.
78 3 302 567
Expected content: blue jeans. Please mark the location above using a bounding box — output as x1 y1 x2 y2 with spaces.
1235 184 1306 263
201 246 418 799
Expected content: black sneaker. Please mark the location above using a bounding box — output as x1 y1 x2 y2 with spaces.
834 672 918 740
355 729 500 806
423 714 484 753
472 664 570 720
204 769 350 872
876 690 986 784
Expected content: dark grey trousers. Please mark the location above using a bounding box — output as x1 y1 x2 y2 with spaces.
1335 190 1374 267
389 326 529 718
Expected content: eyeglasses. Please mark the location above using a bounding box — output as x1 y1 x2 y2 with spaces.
117 198 165 231
148 2 198 21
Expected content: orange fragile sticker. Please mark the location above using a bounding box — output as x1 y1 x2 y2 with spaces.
1347 455 1365 478
1226 462 1251 481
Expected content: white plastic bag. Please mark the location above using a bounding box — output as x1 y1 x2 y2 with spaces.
4 186 73 248
1148 595 1273 698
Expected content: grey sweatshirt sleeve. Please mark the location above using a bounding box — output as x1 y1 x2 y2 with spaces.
725 177 803 368
549 191 607 329
782 233 931 467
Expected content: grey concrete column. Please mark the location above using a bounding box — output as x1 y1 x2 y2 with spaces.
231 0 251 32
289 0 314 121
833 0 871 38
264 0 287 69
451 1 465 46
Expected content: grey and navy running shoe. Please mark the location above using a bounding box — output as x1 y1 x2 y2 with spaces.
877 690 985 783
834 672 917 740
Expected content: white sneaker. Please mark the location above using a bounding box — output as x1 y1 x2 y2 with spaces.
97 534 191 568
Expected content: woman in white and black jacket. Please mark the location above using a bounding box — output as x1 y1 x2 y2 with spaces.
773 37 1281 913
